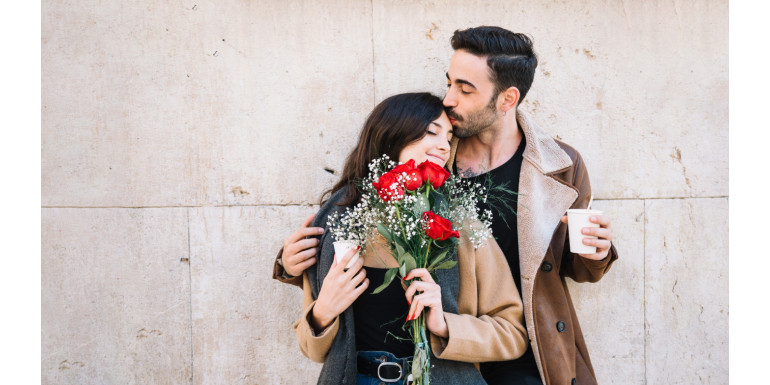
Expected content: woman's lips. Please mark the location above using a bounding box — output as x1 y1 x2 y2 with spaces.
428 154 447 164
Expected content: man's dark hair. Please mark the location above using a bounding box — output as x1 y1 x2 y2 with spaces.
451 26 538 104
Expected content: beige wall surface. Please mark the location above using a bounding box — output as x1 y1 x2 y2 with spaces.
42 0 728 384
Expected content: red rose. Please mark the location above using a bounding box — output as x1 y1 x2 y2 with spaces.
417 160 450 189
423 211 459 241
372 171 404 202
393 159 423 191
391 159 415 175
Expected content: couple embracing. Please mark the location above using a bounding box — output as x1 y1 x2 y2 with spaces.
273 26 618 385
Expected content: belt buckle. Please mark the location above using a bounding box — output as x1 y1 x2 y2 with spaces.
377 361 402 383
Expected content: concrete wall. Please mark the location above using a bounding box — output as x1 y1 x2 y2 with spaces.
42 1 728 384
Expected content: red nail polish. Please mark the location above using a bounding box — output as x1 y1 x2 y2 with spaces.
356 245 361 250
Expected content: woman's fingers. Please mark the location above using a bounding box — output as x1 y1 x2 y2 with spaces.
333 246 361 274
403 268 434 283
404 279 442 321
351 278 370 299
407 297 425 321
349 267 367 288
407 292 443 320
404 280 435 302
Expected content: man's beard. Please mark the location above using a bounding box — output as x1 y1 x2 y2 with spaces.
447 96 499 138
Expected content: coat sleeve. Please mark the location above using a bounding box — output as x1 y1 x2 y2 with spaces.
429 236 529 362
293 273 339 363
560 150 618 283
272 247 304 288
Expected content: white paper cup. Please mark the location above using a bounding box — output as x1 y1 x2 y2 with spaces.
566 209 603 254
333 240 360 269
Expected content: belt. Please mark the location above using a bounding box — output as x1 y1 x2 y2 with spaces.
357 353 413 384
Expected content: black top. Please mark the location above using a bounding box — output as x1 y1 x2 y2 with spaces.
353 266 413 358
456 137 541 382
459 138 526 296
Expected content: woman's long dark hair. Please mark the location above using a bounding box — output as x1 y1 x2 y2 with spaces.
320 92 445 207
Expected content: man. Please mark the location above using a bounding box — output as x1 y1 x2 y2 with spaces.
274 26 618 385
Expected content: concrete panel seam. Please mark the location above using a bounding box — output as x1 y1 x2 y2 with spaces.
42 204 323 208
643 199 647 384
186 208 194 385
41 196 727 209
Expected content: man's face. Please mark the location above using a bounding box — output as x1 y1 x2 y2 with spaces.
443 49 500 138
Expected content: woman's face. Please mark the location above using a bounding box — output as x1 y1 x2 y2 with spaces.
398 111 453 167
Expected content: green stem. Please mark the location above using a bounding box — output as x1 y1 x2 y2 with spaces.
394 203 408 244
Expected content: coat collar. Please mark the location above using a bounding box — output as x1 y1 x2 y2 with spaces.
447 111 573 175
517 111 573 174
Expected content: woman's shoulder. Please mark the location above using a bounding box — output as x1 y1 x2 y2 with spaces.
312 187 350 228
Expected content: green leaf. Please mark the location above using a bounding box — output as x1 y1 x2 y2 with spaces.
412 194 430 217
371 267 399 294
427 249 450 270
394 235 409 251
394 241 407 259
430 190 449 215
412 348 425 381
377 223 393 243
431 260 457 271
402 253 417 274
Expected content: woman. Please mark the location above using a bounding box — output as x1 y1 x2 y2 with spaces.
293 93 528 385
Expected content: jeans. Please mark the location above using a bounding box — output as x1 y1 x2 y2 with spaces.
356 350 413 385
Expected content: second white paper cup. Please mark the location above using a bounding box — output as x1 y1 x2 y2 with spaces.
333 240 360 269
567 209 603 254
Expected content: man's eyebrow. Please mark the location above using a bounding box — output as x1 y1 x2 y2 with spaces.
445 72 477 89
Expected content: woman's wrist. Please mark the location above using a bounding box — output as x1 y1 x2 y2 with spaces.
429 314 449 338
310 303 334 333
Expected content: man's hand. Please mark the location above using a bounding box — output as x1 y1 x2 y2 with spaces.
281 214 325 277
561 214 613 261
311 247 368 331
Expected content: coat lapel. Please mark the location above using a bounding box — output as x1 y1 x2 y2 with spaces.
516 111 578 376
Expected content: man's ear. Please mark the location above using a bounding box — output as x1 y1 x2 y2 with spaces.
500 86 520 113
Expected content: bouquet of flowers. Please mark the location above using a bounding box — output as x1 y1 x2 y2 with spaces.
327 155 498 385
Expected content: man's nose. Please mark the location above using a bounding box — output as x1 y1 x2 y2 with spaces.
443 91 457 107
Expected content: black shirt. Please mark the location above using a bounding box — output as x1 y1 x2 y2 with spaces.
456 138 542 383
353 266 413 357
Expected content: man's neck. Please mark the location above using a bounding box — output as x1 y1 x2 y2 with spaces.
456 113 523 177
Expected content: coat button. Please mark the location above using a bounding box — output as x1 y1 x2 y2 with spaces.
541 262 553 272
556 321 566 332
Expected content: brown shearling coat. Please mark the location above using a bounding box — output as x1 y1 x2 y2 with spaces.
446 112 618 385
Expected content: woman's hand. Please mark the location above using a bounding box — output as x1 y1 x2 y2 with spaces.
311 247 368 332
404 268 447 338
